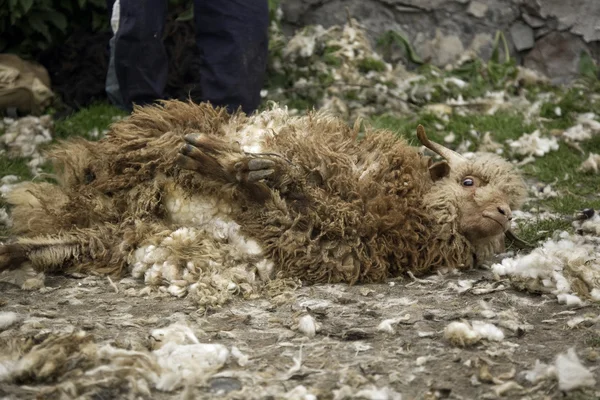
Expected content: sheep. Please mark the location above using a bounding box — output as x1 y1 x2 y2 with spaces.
0 100 527 301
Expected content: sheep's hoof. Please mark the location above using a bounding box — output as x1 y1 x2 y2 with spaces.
234 157 281 184
235 158 276 183
0 243 28 271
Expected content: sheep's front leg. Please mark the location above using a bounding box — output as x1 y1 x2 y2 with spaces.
177 133 302 199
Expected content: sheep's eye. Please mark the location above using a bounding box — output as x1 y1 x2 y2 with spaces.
462 178 475 187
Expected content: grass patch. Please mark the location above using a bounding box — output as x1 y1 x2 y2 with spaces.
512 217 572 246
371 110 535 148
53 102 126 141
524 135 600 199
0 156 33 181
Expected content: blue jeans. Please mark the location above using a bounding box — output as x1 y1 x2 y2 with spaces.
105 0 269 114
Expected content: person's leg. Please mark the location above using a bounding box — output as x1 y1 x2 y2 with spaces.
109 0 169 111
105 0 126 110
193 0 269 114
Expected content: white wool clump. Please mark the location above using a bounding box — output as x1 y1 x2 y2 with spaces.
555 348 596 391
471 321 504 341
223 103 288 153
0 175 20 198
90 323 244 392
129 186 272 299
506 130 559 159
284 385 317 400
444 321 504 347
563 124 592 141
444 321 481 346
511 209 560 224
154 342 230 391
230 346 249 367
443 132 456 143
297 314 318 337
164 187 263 258
530 184 558 199
492 231 600 304
0 312 21 331
577 112 600 132
0 116 53 175
377 319 397 334
149 323 200 349
579 214 600 235
557 293 584 307
0 207 11 227
443 77 467 88
579 153 600 174
523 360 556 384
283 25 326 60
255 259 275 281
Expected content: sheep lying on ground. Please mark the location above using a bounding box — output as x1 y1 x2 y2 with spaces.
0 100 527 301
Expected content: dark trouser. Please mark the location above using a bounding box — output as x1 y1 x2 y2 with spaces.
105 0 269 114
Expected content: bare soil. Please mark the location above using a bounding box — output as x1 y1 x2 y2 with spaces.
1 267 599 399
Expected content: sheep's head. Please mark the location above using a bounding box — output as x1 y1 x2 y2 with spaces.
418 125 528 254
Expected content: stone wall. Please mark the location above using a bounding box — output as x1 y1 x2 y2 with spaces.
280 0 600 84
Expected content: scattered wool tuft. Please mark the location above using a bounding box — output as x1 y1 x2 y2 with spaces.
555 348 596 391
530 183 558 199
579 153 600 174
523 360 556 384
284 385 317 400
153 342 230 391
0 312 21 331
443 132 456 143
377 319 397 334
557 293 584 307
578 214 600 235
492 230 600 303
334 385 402 400
231 346 249 367
576 112 600 132
444 321 504 347
506 130 559 160
0 115 53 175
149 323 200 350
492 381 523 397
353 386 403 400
297 314 318 337
0 207 11 227
563 124 592 142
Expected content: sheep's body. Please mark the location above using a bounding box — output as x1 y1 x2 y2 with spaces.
1 100 527 301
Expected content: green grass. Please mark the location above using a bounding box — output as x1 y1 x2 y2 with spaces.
53 102 126 140
0 156 34 181
371 110 535 151
0 101 124 183
511 218 572 245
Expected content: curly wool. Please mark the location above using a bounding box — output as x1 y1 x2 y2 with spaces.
4 100 522 295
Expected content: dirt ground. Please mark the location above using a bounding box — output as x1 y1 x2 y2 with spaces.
1 263 599 400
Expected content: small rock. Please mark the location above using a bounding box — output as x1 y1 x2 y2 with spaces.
467 1 488 18
510 21 534 51
209 377 242 394
522 13 546 28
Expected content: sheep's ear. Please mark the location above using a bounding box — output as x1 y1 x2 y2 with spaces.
428 160 450 181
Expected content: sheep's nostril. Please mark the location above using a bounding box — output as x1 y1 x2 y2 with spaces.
497 207 506 216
